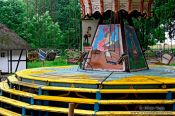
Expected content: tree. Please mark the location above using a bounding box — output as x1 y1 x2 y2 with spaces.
133 0 175 49
21 11 63 48
0 0 26 37
23 0 81 49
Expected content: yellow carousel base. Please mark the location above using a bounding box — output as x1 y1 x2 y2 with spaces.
0 65 175 115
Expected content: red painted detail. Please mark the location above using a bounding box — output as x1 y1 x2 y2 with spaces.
80 0 85 16
100 0 104 15
84 46 92 52
148 0 152 16
114 0 119 13
67 59 78 64
87 0 92 15
140 0 144 14
128 0 132 13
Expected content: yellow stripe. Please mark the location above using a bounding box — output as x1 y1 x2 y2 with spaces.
2 86 175 105
42 86 98 93
11 81 42 89
100 89 175 93
7 75 18 82
96 111 175 115
18 75 100 84
99 100 175 105
34 95 97 104
10 81 175 94
27 105 93 115
0 96 29 107
1 88 36 97
0 107 21 116
104 75 175 85
0 96 94 115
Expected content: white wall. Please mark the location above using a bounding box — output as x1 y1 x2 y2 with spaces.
8 50 27 73
0 50 8 73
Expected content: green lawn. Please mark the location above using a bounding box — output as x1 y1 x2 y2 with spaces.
27 57 70 69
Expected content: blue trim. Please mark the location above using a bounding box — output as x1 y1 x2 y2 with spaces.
30 97 34 105
18 96 20 101
38 86 42 95
45 112 49 116
22 107 26 116
0 89 2 96
96 91 101 100
166 91 173 100
173 104 175 111
9 82 12 89
94 102 99 112
30 111 34 116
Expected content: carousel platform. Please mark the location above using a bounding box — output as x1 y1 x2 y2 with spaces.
0 65 175 116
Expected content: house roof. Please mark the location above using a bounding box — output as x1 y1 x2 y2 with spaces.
80 0 153 17
0 23 29 50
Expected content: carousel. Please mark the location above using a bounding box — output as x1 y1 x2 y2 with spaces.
0 0 175 116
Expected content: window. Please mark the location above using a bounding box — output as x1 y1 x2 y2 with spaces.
1 52 5 57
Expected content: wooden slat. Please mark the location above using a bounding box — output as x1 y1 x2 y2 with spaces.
99 100 175 105
42 86 98 93
18 75 100 84
12 81 42 89
34 95 97 104
1 88 36 97
0 107 21 116
0 81 9 89
7 75 18 82
11 81 175 94
0 96 94 115
96 111 175 115
0 96 29 107
100 89 175 93
27 105 93 115
1 95 175 115
12 81 98 93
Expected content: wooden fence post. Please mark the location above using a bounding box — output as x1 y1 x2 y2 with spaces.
68 103 75 116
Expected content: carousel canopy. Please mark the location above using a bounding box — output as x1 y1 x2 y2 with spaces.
80 0 153 17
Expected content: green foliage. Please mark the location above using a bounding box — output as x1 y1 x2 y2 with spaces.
27 57 69 69
133 0 175 49
21 11 63 48
23 0 81 49
0 0 81 50
0 0 174 50
0 0 26 36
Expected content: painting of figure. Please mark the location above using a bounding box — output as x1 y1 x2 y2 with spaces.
85 24 124 71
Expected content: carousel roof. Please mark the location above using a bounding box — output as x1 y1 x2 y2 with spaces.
80 0 153 17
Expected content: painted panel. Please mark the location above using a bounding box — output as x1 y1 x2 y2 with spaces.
82 20 99 48
85 24 124 71
125 25 148 71
0 50 8 73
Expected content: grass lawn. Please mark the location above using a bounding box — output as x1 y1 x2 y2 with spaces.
27 56 71 69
